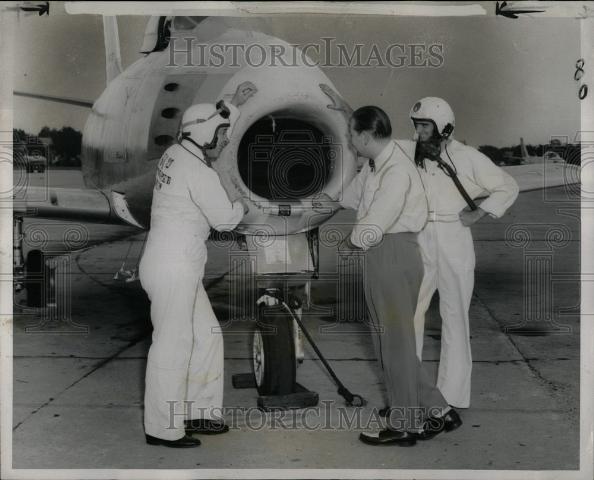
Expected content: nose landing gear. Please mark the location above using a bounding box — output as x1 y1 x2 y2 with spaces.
252 289 298 397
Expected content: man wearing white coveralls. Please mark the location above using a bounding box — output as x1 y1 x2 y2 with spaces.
411 97 519 409
139 82 256 447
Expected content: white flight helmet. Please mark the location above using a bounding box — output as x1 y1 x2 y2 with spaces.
179 100 238 150
410 97 455 139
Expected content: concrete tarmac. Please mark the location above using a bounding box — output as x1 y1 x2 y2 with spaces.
11 169 580 472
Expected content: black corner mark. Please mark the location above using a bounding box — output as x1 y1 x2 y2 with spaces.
495 1 545 19
20 1 49 16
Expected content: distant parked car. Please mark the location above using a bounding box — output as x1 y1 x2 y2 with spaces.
25 153 47 173
543 151 564 163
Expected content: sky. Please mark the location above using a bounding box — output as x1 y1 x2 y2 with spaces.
11 2 581 148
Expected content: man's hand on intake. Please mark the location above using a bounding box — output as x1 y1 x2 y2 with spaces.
231 81 257 107
238 198 250 215
319 83 353 116
459 206 486 227
312 192 338 213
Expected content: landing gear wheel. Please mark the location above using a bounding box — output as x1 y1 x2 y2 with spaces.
252 306 296 396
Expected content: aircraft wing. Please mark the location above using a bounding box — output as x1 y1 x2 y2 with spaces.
503 162 580 192
13 162 577 227
13 186 145 229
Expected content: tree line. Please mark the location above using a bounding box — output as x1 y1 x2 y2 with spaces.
12 127 581 168
478 141 581 165
14 127 82 167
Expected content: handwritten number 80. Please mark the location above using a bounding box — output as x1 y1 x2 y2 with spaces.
575 59 588 100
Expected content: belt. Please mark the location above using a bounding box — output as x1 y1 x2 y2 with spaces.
383 232 417 239
427 211 460 223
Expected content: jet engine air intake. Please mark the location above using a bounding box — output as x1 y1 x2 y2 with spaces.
213 72 357 236
237 112 336 201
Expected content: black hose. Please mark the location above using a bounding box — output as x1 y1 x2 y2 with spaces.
277 298 366 407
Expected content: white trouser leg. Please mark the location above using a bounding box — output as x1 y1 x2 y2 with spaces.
185 281 224 421
414 224 439 360
435 222 475 408
140 262 200 440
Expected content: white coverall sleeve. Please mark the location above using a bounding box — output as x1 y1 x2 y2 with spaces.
470 150 519 218
350 166 410 250
339 168 366 210
189 167 244 231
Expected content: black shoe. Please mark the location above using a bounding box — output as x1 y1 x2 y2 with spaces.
443 408 463 431
145 434 201 448
359 429 417 446
415 408 462 440
185 419 229 435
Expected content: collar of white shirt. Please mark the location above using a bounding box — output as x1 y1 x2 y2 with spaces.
180 138 207 162
180 139 214 169
373 140 395 172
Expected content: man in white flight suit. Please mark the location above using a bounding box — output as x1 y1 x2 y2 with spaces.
139 81 257 447
410 97 519 409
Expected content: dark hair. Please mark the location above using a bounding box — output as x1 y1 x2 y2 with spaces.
351 106 392 139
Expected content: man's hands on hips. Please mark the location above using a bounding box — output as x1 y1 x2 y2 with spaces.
231 81 257 107
459 206 487 227
338 235 362 252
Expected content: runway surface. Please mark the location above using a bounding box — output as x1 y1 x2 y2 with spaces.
11 168 580 471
